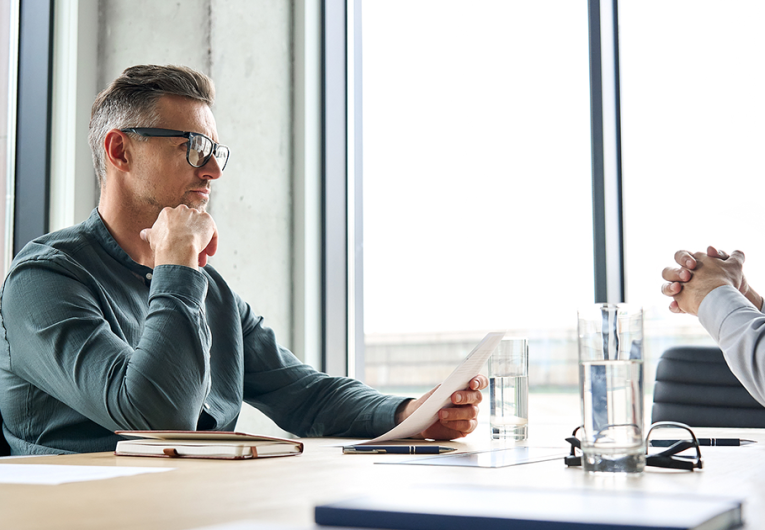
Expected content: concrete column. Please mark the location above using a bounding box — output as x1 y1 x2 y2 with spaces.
208 0 293 437
208 0 293 351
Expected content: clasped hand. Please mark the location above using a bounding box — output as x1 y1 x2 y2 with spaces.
397 375 488 440
140 205 218 269
661 246 755 315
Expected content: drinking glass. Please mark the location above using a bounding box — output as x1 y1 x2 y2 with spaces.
489 338 528 440
577 304 644 473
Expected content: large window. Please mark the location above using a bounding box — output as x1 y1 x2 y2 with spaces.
360 0 593 395
620 0 765 380
354 0 763 399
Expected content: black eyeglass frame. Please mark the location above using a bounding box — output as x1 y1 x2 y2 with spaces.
565 421 703 471
120 127 230 170
644 421 704 471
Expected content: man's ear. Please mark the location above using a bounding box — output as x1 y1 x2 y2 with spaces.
103 129 132 172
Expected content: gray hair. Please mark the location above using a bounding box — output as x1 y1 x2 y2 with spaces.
88 65 216 185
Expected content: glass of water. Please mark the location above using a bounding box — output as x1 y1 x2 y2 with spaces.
489 338 529 440
577 304 644 473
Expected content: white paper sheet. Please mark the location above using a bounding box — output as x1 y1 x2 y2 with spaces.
378 447 567 468
366 331 505 443
0 464 173 485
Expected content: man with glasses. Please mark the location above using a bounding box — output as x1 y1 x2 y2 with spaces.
661 246 765 407
0 65 485 454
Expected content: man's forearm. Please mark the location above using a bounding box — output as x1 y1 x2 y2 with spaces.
4 263 213 432
699 285 765 406
123 265 212 428
395 398 415 425
239 304 408 438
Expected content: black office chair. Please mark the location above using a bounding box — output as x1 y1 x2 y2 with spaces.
0 409 10 456
651 346 765 427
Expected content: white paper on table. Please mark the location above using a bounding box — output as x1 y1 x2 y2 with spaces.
365 331 505 443
0 464 173 485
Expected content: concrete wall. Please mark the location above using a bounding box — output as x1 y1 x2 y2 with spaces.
98 0 294 435
208 0 293 352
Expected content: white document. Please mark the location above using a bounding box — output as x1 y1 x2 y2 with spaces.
0 464 173 485
380 447 568 468
366 331 505 443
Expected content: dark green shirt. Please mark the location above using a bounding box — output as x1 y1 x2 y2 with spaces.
0 209 405 454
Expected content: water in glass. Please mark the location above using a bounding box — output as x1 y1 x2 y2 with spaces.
490 374 529 440
579 358 645 472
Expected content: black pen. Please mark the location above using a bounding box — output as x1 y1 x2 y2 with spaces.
342 445 457 454
649 438 756 447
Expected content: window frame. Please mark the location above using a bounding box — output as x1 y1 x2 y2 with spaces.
321 0 350 376
13 0 54 256
589 0 625 303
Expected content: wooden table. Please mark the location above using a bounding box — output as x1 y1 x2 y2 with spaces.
2 425 764 529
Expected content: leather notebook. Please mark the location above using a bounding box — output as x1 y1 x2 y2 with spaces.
114 430 304 460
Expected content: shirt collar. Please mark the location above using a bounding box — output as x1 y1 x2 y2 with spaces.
85 208 155 277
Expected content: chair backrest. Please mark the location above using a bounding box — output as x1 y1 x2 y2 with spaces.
0 409 10 456
651 346 765 427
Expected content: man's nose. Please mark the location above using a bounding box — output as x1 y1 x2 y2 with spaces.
199 155 223 180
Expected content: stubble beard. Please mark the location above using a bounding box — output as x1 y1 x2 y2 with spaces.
182 192 209 213
137 194 208 228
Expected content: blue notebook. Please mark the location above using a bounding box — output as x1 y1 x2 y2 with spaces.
315 485 743 530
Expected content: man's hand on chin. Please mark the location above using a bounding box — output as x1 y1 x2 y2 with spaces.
140 205 219 269
396 375 487 440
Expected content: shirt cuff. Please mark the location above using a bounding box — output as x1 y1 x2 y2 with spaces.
698 285 754 342
370 395 412 436
149 265 209 306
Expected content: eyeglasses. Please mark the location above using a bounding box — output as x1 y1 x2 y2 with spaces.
121 128 230 170
565 421 703 471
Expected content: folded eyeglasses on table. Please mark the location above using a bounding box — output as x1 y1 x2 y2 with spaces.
565 421 703 471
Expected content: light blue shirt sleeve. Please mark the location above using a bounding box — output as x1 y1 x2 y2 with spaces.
698 285 765 406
